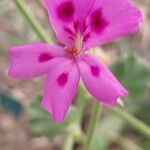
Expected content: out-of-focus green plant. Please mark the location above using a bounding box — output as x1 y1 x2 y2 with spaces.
112 55 150 100
90 115 124 150
14 0 52 43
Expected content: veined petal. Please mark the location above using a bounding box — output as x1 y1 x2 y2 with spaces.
73 0 95 20
44 0 95 47
9 43 65 79
78 55 128 106
41 58 80 123
82 0 143 50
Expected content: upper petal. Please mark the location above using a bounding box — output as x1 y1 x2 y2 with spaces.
9 43 65 79
73 0 95 20
77 55 128 106
41 58 80 123
82 0 143 50
44 0 95 47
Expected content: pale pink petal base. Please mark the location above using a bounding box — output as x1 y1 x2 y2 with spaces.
9 43 65 79
41 58 80 123
78 55 128 106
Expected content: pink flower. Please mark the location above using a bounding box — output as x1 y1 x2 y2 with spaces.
9 0 143 123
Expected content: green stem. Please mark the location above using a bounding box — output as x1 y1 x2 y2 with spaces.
76 87 89 124
83 102 102 150
63 134 74 150
14 0 51 43
112 108 150 139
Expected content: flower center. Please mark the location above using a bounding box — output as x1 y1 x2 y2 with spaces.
66 34 83 59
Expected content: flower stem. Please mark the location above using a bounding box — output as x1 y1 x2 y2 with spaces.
14 0 52 43
63 134 74 150
83 102 102 150
112 108 150 139
76 86 89 124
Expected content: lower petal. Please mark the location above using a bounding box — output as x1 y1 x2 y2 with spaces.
77 55 128 106
41 58 80 123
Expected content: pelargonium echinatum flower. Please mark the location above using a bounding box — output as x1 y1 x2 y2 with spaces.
9 0 143 122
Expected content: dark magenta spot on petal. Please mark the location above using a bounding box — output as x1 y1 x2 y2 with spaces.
91 65 100 77
83 33 91 42
73 20 87 34
73 20 80 32
57 1 75 22
82 23 88 33
90 9 108 33
39 53 53 62
68 36 75 41
64 27 74 35
57 73 68 86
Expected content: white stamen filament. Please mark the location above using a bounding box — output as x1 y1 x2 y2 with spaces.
75 33 83 54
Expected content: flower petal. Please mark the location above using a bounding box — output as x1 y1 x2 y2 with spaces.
83 0 143 50
44 0 74 46
77 55 128 106
41 58 80 123
9 43 65 79
73 0 95 20
44 0 95 47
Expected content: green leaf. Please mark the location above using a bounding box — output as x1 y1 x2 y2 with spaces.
111 55 150 100
0 92 23 117
29 96 78 139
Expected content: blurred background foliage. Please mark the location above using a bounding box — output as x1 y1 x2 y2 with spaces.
0 0 150 150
